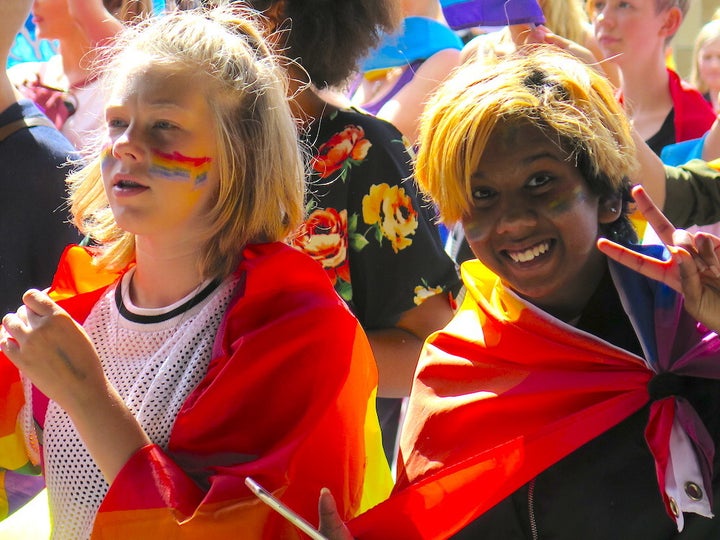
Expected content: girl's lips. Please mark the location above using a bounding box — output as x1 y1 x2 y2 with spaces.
598 36 619 47
112 176 149 195
113 184 149 196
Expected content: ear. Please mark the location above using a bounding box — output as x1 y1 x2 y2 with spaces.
262 0 288 33
598 193 622 225
660 6 683 41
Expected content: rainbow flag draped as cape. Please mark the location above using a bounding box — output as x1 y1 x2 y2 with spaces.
1 243 391 538
349 245 720 539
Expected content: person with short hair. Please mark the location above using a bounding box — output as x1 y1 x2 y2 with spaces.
588 0 716 157
320 45 720 539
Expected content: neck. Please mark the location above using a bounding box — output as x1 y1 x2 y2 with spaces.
58 37 94 87
130 237 211 308
286 65 340 126
619 55 670 106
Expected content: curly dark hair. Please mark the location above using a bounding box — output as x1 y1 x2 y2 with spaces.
246 0 400 88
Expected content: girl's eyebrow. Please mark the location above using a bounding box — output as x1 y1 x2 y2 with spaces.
471 151 565 180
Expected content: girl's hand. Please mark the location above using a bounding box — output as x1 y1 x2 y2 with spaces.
597 185 720 333
0 289 109 413
2 289 150 483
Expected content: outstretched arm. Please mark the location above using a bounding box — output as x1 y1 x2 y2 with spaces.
597 186 720 333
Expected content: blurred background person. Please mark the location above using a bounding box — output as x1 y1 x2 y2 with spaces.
691 18 720 112
8 0 153 149
349 0 463 144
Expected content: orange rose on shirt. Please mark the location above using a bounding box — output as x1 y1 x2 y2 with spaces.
291 208 351 286
312 125 372 179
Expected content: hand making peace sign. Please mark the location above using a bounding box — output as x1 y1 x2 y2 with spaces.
597 185 720 334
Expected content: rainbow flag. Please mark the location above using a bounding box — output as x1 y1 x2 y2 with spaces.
349 245 720 538
1 244 391 538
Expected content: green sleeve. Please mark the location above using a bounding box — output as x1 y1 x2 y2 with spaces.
663 159 720 229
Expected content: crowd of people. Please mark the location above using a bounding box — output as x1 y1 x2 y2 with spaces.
3 1 720 539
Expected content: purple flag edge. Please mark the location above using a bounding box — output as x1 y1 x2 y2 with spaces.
443 2 546 31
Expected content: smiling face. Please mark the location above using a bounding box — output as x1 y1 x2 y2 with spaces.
463 122 618 321
101 63 220 244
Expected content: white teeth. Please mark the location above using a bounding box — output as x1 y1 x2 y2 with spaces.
508 242 549 263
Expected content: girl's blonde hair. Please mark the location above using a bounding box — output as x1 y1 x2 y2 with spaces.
105 0 154 22
690 19 720 94
417 46 637 238
540 0 590 46
70 5 305 279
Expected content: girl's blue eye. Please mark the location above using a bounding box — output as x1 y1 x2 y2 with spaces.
154 121 175 130
107 118 127 129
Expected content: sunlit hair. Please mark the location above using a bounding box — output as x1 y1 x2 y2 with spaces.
105 0 154 22
69 4 305 279
540 0 590 46
655 0 689 17
690 18 720 94
416 46 638 242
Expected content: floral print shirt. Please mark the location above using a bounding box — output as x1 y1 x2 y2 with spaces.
290 108 460 329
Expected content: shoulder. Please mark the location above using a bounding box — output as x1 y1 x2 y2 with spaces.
239 242 342 299
668 69 713 105
226 243 359 332
0 100 74 161
415 48 461 80
314 108 413 166
323 108 407 140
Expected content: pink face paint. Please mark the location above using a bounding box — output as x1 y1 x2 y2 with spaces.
148 149 212 185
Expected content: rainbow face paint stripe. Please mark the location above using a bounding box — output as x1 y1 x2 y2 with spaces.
148 149 212 185
546 185 585 215
101 145 113 169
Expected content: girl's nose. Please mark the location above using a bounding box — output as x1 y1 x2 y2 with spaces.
495 200 538 236
111 126 144 162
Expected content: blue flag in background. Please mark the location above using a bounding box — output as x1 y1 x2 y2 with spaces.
440 0 545 30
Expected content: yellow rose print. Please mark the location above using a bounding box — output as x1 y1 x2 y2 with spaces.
413 284 444 305
362 183 419 253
